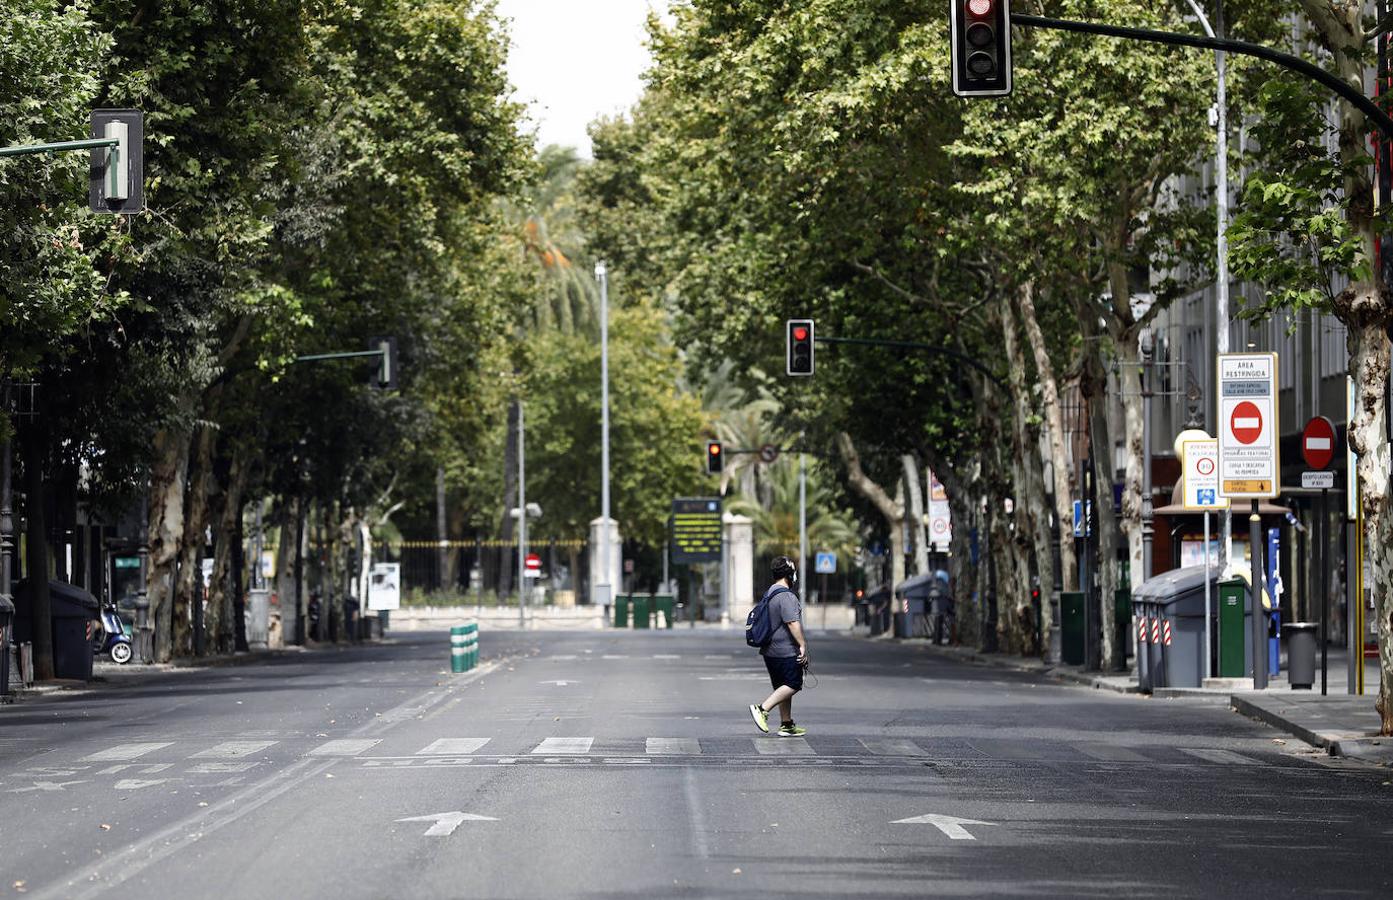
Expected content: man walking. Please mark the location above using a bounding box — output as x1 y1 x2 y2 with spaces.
748 556 808 737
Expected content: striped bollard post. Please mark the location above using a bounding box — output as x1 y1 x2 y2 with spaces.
465 621 478 671
450 624 468 673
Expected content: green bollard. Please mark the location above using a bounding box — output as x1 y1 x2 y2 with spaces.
465 620 479 670
450 624 468 673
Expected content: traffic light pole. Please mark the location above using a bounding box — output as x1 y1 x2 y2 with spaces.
1011 14 1393 140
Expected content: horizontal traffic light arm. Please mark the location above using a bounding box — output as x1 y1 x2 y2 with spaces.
814 335 1007 389
294 350 386 363
1013 13 1393 139
0 137 118 158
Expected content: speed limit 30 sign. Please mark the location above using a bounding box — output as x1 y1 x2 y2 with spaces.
1217 353 1279 499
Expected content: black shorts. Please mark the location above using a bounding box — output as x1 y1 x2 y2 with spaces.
763 654 804 692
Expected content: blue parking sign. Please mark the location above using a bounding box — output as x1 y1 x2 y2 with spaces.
1197 488 1216 505
814 552 837 574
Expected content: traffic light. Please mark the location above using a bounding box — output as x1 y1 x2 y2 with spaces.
950 0 1012 98
706 441 723 475
89 109 144 214
370 336 397 390
786 319 814 376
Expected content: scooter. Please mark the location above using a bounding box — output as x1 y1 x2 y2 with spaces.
94 603 134 664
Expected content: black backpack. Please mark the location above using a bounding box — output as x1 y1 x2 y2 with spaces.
746 587 792 649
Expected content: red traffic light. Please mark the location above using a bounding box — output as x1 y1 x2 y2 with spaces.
793 326 808 341
708 443 721 456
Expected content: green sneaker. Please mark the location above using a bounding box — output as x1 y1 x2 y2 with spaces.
749 703 769 734
777 722 807 737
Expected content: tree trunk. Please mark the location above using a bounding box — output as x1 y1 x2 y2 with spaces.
1348 321 1393 733
837 432 905 589
174 423 215 657
1000 295 1050 655
1017 281 1078 592
207 449 246 654
146 427 191 663
22 417 53 680
901 455 929 577
498 399 519 601
1086 368 1124 672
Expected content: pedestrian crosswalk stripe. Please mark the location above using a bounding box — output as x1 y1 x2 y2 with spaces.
652 654 681 660
858 739 924 756
189 761 260 774
532 737 593 754
646 738 701 755
601 654 628 660
81 742 173 761
191 741 278 759
1179 748 1258 765
308 739 382 757
1074 744 1149 763
754 738 813 756
416 739 490 755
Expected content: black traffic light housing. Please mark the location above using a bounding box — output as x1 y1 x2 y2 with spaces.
706 441 723 475
89 109 144 214
950 0 1012 97
786 319 814 376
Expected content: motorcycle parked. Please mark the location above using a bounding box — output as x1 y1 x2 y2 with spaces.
94 602 134 664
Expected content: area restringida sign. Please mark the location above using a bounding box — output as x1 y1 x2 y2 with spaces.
1216 353 1279 499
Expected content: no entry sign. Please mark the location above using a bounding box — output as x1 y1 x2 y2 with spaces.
1302 416 1336 470
1217 353 1279 499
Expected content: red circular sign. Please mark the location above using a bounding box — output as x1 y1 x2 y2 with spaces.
1230 401 1263 445
1302 415 1336 470
525 553 541 570
1196 457 1215 476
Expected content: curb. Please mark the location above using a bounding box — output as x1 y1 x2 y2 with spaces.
905 640 1140 694
1229 695 1393 764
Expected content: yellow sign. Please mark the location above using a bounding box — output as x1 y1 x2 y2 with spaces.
1223 479 1271 494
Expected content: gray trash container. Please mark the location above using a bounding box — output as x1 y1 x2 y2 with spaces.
1285 622 1317 690
1132 566 1225 689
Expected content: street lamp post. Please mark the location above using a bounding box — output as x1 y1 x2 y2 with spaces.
1182 0 1233 572
595 262 612 607
798 453 807 599
517 401 526 628
1140 329 1155 585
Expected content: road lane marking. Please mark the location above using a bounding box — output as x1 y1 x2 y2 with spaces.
396 811 497 836
601 654 629 660
753 738 813 756
308 739 382 757
191 741 278 759
113 778 168 790
531 737 593 754
81 742 173 762
1074 744 1149 762
646 738 701 755
859 739 924 756
652 654 681 659
539 680 579 686
1179 748 1259 765
188 761 260 774
416 739 490 755
893 813 997 840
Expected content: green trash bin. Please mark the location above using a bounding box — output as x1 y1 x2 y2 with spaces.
1116 588 1132 662
632 596 651 629
1218 579 1251 678
613 596 630 628
1060 591 1085 666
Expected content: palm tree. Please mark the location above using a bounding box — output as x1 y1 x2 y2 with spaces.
727 458 858 559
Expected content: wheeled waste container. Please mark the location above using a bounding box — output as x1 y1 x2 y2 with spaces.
1132 566 1235 689
631 596 651 629
1060 591 1085 666
13 579 99 681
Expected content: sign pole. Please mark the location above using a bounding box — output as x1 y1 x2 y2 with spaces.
1321 487 1328 695
1204 510 1212 680
1250 499 1266 689
518 401 526 628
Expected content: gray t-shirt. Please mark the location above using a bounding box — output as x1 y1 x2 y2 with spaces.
760 587 802 658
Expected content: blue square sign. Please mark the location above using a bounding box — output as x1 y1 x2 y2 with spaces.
814 552 837 574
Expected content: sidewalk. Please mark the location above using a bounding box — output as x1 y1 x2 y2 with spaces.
906 638 1392 765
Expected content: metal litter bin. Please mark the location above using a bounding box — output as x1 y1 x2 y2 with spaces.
1284 622 1317 690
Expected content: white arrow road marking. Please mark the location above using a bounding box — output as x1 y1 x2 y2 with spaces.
539 680 579 686
893 814 998 840
7 780 88 793
114 779 169 790
396 812 497 837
